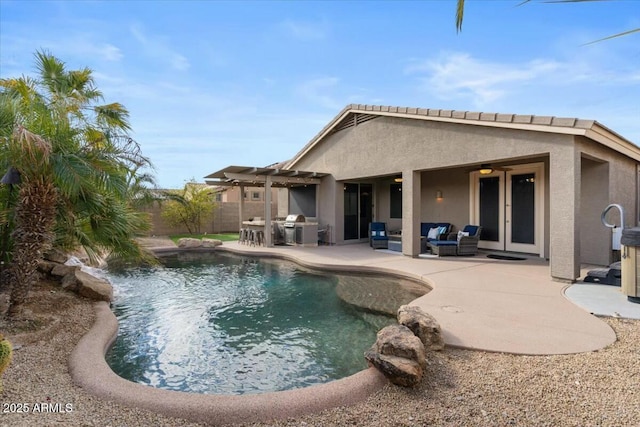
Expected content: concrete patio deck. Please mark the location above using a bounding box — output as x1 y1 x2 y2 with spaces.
195 241 630 355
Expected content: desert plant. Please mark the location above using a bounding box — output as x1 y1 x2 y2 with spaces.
161 180 216 235
0 333 12 392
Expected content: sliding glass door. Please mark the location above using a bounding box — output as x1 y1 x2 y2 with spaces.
344 183 372 241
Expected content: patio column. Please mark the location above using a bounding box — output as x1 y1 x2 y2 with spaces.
238 184 245 232
549 147 581 282
264 176 272 247
402 169 421 257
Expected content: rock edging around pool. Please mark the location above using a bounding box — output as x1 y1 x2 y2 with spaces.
69 301 387 425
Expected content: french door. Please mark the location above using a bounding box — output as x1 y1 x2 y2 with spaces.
344 183 373 241
471 163 544 256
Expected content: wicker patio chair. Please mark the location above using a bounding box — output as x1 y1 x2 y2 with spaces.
369 222 389 249
455 225 482 256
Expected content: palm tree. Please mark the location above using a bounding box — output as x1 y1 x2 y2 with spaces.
0 51 155 317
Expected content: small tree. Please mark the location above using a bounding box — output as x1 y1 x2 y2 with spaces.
161 180 215 234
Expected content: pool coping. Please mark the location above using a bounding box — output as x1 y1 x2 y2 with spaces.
69 247 400 425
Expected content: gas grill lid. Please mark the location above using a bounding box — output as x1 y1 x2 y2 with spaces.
285 214 305 223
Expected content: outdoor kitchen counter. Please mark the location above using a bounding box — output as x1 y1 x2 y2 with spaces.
241 220 319 246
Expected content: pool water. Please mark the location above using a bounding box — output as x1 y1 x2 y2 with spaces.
105 252 399 395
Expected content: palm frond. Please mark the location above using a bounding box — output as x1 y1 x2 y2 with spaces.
583 27 640 44
455 0 465 33
457 0 638 43
94 103 131 131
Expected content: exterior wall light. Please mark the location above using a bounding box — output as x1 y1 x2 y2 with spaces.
479 164 493 175
394 177 403 183
436 190 443 201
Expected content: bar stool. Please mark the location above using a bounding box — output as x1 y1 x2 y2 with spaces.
255 230 264 246
241 228 250 244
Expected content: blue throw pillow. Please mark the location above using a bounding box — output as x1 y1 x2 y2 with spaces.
464 225 478 235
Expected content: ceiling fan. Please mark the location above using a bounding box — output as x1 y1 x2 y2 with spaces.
469 164 512 175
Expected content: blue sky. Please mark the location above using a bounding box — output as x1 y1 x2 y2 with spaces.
1 1 639 189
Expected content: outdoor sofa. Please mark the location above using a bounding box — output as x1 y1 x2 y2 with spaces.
421 223 452 243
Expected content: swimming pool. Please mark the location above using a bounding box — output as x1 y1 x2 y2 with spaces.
105 251 426 395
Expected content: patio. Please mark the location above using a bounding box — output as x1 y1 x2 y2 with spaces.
210 241 625 355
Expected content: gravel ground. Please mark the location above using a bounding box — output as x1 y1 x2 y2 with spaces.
1 279 639 427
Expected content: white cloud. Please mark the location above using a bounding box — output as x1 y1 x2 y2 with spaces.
280 19 328 41
129 23 190 71
100 43 123 61
405 52 562 106
295 77 343 110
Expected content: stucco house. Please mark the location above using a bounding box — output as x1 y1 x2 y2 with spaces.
206 104 640 283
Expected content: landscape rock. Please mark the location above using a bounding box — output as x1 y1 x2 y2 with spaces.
43 249 68 264
76 270 113 302
398 304 445 351
375 324 426 368
201 238 222 248
72 270 113 302
61 272 80 292
364 350 424 387
37 260 58 275
177 238 203 248
365 324 427 387
51 264 80 278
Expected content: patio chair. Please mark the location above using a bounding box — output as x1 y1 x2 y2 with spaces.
455 225 482 256
369 222 389 249
428 225 482 256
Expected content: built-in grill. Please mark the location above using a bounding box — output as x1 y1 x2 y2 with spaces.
284 214 305 245
284 214 305 228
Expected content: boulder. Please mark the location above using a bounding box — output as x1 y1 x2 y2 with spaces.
61 272 80 292
37 260 58 274
201 238 222 248
365 350 424 387
375 324 427 368
43 249 68 264
65 270 113 302
365 324 427 387
177 238 203 248
51 264 80 278
398 305 445 351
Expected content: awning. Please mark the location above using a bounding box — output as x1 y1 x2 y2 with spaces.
204 165 328 187
204 166 328 247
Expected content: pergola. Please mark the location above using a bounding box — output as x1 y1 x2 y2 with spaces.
204 166 328 247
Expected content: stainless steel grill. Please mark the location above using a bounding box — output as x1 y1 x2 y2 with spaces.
284 214 305 245
284 214 305 228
